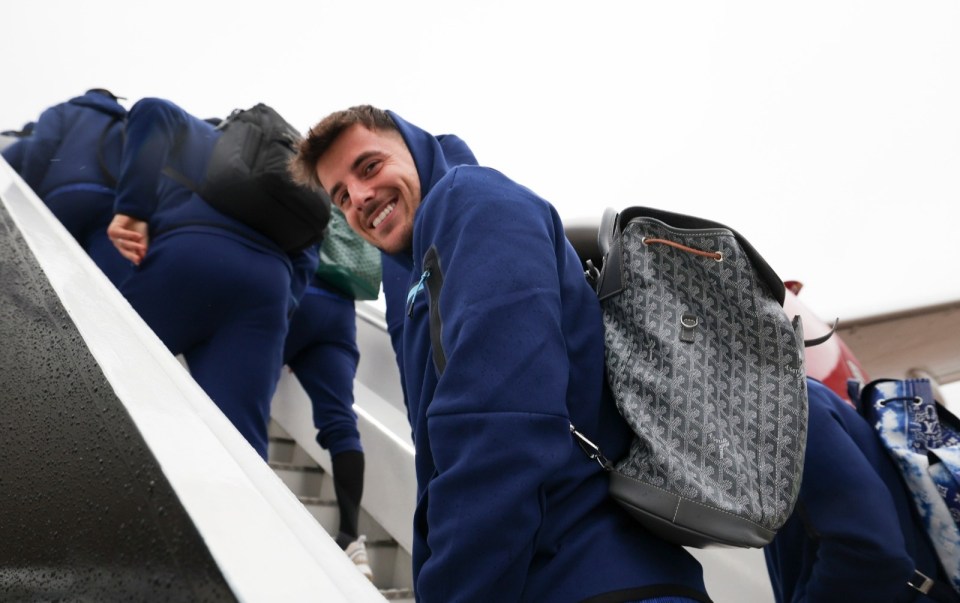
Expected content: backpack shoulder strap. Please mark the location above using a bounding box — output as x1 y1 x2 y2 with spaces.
160 165 199 192
97 114 124 189
159 111 243 193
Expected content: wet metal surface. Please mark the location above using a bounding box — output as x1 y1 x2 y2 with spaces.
0 201 236 602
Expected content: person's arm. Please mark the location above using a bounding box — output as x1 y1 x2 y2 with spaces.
381 252 413 402
111 98 200 265
796 383 917 602
113 98 190 228
413 170 575 602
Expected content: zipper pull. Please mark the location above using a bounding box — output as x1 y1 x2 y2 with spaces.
406 270 430 317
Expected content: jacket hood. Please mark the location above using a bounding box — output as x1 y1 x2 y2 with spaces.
386 111 478 201
69 90 127 119
435 134 478 168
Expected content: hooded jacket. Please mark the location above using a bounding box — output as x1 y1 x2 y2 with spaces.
765 378 950 602
386 111 708 603
6 90 126 200
113 98 317 311
381 133 479 414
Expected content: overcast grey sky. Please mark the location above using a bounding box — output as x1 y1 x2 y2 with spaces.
3 0 959 323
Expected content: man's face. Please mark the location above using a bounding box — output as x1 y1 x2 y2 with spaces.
316 124 421 254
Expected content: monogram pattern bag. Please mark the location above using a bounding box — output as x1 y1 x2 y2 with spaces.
575 206 808 548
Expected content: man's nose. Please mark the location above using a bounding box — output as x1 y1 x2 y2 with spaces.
346 180 373 210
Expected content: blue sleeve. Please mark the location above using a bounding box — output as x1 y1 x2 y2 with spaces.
414 170 574 602
380 251 414 433
113 98 193 221
797 382 916 602
381 251 412 388
18 105 65 191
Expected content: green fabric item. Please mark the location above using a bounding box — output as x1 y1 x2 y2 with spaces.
315 207 382 300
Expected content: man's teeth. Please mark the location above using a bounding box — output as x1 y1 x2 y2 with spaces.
372 203 396 228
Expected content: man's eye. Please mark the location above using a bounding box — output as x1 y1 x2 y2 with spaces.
363 160 379 176
337 192 349 208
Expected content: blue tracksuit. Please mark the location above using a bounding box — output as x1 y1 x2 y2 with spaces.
385 112 708 603
283 276 362 456
382 250 412 365
2 91 131 285
381 132 478 414
765 378 950 602
114 97 318 459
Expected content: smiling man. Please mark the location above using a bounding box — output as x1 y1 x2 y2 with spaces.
314 122 420 254
291 106 709 603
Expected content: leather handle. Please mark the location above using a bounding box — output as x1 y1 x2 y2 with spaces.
598 207 619 257
595 207 624 301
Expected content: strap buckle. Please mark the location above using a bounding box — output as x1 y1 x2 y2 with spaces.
569 423 612 470
908 569 934 595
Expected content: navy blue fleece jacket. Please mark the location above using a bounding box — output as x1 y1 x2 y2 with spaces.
3 90 125 198
765 378 948 602
113 98 317 311
387 112 708 603
381 133 479 415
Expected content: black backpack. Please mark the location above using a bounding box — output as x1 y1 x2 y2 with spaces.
167 103 330 253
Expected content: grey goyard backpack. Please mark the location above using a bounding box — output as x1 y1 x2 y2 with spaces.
572 206 809 548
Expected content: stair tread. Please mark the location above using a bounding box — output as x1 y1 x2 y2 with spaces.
379 587 415 600
298 495 336 506
268 460 324 473
267 430 413 593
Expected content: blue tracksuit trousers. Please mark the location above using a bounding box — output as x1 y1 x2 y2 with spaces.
283 280 362 456
120 230 291 458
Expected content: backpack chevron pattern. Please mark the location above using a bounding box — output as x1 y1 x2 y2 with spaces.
594 207 808 548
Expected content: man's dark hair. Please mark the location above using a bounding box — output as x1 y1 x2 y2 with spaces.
290 105 398 192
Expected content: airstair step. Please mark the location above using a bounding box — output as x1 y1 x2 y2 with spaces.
266 421 414 595
299 495 339 531
269 461 331 499
266 436 296 462
294 500 412 592
379 586 415 601
298 496 392 542
268 436 319 466
268 420 293 439
364 538 408 590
